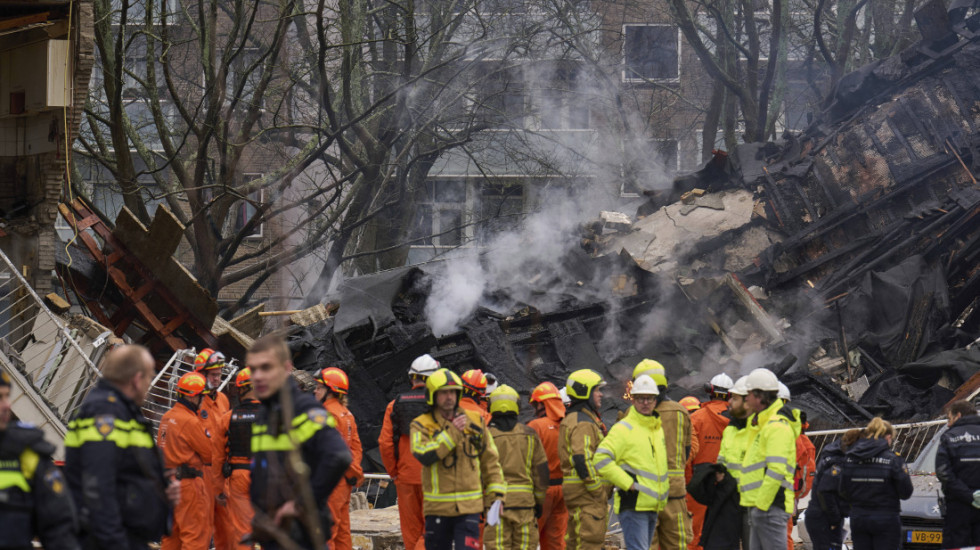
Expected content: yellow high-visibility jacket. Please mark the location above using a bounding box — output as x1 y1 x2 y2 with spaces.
738 400 799 513
559 404 606 506
655 398 693 498
410 408 506 517
717 414 753 483
488 419 549 510
595 406 669 513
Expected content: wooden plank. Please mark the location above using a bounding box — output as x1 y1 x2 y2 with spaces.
0 12 50 32
726 273 784 343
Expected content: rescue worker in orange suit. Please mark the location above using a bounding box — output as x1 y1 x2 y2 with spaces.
528 381 568 550
193 348 233 550
221 367 260 549
633 359 697 550
687 374 733 550
379 354 440 550
160 372 213 550
461 369 492 424
777 383 815 550
315 367 364 550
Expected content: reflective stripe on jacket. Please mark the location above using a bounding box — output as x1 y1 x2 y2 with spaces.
410 408 506 516
738 400 798 513
655 398 694 498
488 418 548 509
595 406 669 513
559 404 606 506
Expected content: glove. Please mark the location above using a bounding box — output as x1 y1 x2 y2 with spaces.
972 489 980 509
347 477 357 487
534 503 543 519
487 499 503 526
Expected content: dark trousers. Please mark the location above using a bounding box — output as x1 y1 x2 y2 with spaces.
943 500 980 549
849 511 901 550
425 513 481 550
803 508 843 550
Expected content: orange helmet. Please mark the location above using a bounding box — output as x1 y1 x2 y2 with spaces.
318 367 349 395
177 372 207 397
679 396 701 411
194 348 226 371
235 367 252 388
530 381 561 403
461 369 488 396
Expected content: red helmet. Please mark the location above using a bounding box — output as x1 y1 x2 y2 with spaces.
194 349 226 371
679 396 701 412
177 372 207 397
530 382 561 403
461 369 487 396
235 367 252 388
318 367 349 395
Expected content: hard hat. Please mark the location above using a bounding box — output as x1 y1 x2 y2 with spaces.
485 372 499 395
489 385 520 415
235 367 252 388
777 382 791 401
679 396 701 411
559 387 571 405
461 369 488 396
633 359 667 387
176 372 207 397
710 373 734 390
409 354 440 378
530 381 562 403
745 368 780 392
730 376 750 396
318 367 350 395
630 375 660 396
566 369 606 401
194 348 226 372
425 368 463 406
0 366 10 387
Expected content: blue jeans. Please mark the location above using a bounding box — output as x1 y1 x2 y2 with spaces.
619 509 658 550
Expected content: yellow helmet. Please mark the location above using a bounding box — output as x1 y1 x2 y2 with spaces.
633 359 667 387
489 385 520 415
565 369 606 401
425 368 463 406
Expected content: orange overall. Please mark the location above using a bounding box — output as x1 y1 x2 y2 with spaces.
222 397 260 549
687 400 730 550
528 397 568 550
159 399 213 550
325 396 364 550
201 390 232 550
787 431 816 550
379 386 428 550
460 396 492 425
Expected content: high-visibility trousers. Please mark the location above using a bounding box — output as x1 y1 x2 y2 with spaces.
328 480 353 550
687 493 706 550
226 468 253 549
538 484 568 550
396 482 426 550
652 497 694 550
162 476 214 550
485 507 538 550
565 496 608 550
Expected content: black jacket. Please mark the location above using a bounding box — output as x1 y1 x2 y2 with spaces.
809 440 848 524
0 422 80 550
64 379 170 549
250 379 352 549
840 437 913 514
936 414 980 503
688 462 741 549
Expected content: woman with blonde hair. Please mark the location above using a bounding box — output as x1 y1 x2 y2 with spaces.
839 418 912 550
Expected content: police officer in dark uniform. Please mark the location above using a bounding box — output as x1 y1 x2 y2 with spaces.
804 429 859 550
246 335 352 550
839 418 912 550
64 345 178 550
936 400 980 548
0 366 80 550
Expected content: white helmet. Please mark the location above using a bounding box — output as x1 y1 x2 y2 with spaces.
409 354 440 378
730 376 750 396
777 382 791 401
631 375 660 396
485 372 499 395
710 373 734 390
745 368 780 392
559 387 571 406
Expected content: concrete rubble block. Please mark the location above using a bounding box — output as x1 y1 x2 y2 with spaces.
599 211 632 234
846 374 870 401
350 507 404 550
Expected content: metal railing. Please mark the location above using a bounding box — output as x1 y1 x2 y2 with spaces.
0 247 102 440
808 419 947 465
354 473 395 509
141 347 240 434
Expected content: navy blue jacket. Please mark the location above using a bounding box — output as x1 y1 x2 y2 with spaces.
810 440 849 524
936 414 980 503
840 437 913 514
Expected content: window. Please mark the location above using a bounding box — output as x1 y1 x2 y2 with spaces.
411 179 467 247
652 139 680 173
477 183 524 243
233 175 264 239
537 65 589 130
225 46 265 110
623 25 679 82
477 64 525 126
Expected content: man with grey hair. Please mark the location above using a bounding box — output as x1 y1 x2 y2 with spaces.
65 345 179 550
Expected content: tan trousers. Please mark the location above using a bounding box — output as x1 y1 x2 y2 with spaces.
652 497 694 550
565 498 608 550
485 508 539 550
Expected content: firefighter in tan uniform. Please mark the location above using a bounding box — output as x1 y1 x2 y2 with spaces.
410 369 506 549
560 369 609 550
634 360 696 550
484 385 549 550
